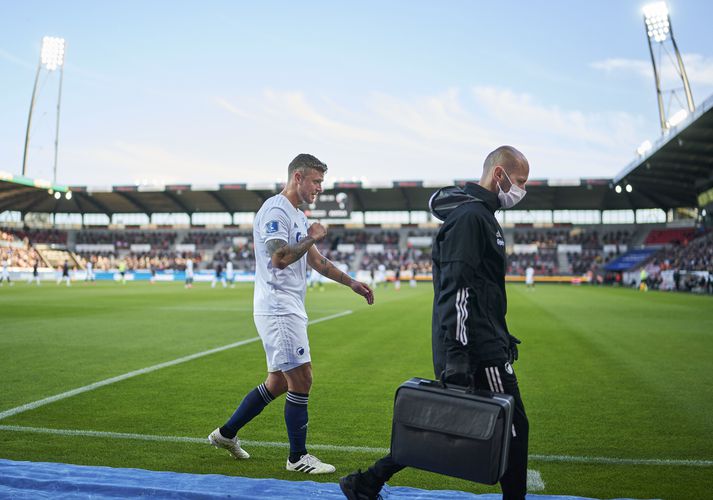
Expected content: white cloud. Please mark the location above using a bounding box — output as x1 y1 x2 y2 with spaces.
0 48 34 71
206 85 649 183
62 141 238 186
591 53 713 86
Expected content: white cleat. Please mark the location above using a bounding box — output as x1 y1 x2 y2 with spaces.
286 453 336 474
208 428 250 459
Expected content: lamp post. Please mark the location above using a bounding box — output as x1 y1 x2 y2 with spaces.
642 2 694 133
21 36 66 180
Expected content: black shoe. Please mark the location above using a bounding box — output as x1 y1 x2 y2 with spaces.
338 470 383 500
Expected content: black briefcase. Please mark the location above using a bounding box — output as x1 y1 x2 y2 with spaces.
390 377 514 484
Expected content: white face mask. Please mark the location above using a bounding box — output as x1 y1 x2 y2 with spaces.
497 169 526 209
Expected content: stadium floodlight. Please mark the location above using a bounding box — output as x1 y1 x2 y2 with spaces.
642 2 695 133
615 185 623 194
40 36 65 71
626 184 633 193
643 2 670 42
22 36 67 185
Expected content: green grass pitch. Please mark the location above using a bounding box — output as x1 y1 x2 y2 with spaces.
1 281 712 499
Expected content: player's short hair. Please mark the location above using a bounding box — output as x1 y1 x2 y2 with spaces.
288 154 328 178
482 145 528 175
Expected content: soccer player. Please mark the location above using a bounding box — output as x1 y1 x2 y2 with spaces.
0 253 11 286
185 256 194 289
211 260 227 288
85 259 95 284
118 260 127 285
60 259 71 287
28 259 40 286
209 153 374 474
525 265 535 290
226 259 235 288
149 262 157 284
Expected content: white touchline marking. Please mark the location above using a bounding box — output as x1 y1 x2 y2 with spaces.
527 469 545 491
0 425 711 469
528 453 713 467
0 310 353 421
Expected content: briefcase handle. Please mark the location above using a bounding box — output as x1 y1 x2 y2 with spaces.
435 372 494 399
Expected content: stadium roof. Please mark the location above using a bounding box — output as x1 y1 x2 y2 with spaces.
614 93 713 210
0 176 669 216
3 93 712 217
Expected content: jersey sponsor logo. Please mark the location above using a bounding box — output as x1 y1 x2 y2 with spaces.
266 220 279 233
496 230 505 247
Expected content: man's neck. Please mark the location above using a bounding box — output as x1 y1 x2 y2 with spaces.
280 186 300 208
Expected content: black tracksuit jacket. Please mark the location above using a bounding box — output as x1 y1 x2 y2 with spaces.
429 182 511 379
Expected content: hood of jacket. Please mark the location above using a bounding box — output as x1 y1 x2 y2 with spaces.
428 183 499 221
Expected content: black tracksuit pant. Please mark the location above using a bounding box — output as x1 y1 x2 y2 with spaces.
367 360 529 500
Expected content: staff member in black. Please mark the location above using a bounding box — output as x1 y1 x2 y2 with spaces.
340 145 530 500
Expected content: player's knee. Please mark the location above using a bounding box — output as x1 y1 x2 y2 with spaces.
265 374 288 396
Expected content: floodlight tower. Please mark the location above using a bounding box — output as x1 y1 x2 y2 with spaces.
643 2 694 133
21 36 66 183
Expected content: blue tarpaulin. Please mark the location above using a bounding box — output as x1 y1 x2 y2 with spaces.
0 459 651 500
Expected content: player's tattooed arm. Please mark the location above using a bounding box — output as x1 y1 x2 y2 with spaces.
317 256 350 285
268 237 315 270
307 247 374 304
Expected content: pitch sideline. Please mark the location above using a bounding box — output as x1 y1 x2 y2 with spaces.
0 424 546 491
0 310 353 421
1 424 711 469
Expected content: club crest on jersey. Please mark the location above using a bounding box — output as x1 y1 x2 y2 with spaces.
295 232 302 242
266 220 279 234
297 346 305 356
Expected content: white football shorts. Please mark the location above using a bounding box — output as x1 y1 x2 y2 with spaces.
254 314 311 372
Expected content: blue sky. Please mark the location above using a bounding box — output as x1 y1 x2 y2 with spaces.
1 0 712 187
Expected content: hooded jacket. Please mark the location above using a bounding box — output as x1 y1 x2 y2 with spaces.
429 182 512 380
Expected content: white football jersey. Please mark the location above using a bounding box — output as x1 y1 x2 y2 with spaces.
185 258 194 276
253 194 310 318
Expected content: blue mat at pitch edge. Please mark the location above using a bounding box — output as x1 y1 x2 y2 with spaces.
0 459 648 500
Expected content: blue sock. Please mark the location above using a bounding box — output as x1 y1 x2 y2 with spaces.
220 383 274 439
285 391 309 462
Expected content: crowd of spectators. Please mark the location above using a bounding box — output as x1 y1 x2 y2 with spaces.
1 227 67 245
326 230 400 248
512 228 631 249
359 247 432 274
652 230 712 272
76 251 204 272
507 251 558 275
76 231 177 250
1 230 41 268
182 231 239 249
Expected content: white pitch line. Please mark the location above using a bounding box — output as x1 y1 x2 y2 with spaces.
0 423 543 486
0 425 711 469
0 310 353 421
527 469 545 492
529 453 713 467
